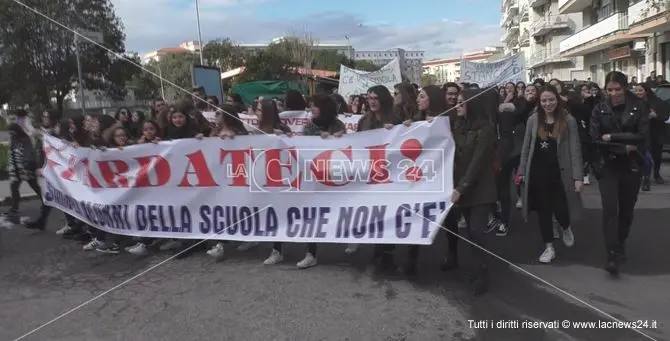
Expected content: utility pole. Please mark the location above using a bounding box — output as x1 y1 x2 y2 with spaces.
75 34 86 115
195 0 204 65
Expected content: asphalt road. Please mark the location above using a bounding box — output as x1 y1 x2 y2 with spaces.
0 182 668 341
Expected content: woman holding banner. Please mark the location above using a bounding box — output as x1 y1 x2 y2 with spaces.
439 89 498 296
357 85 402 272
265 94 346 269
404 84 447 276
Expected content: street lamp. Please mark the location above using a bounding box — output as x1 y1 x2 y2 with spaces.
195 0 204 65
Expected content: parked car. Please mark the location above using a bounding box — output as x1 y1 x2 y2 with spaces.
652 84 670 155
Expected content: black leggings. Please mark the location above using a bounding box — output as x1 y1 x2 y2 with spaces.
496 156 521 224
650 140 663 178
536 188 570 243
598 168 641 253
10 179 41 211
444 205 491 270
273 242 317 255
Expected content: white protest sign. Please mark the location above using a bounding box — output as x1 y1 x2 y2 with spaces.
41 119 454 244
236 112 362 135
460 54 525 87
338 59 402 100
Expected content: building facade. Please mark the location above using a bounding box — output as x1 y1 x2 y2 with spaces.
527 0 585 80
557 0 667 84
354 49 425 84
422 47 505 84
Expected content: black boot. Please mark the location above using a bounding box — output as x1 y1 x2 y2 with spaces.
605 251 619 276
642 176 651 191
471 266 489 296
440 251 459 271
24 215 46 231
404 258 418 276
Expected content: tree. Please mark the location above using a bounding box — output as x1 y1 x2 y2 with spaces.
237 50 299 83
0 0 128 112
202 38 243 71
421 73 437 87
353 60 380 72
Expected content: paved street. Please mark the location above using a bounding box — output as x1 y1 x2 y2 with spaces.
0 173 668 341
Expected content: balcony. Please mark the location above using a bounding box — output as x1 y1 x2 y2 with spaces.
530 15 572 37
529 0 549 9
500 14 507 28
528 48 575 68
559 12 638 56
559 0 590 14
507 0 519 13
520 5 529 22
519 30 530 47
501 33 508 43
628 0 670 34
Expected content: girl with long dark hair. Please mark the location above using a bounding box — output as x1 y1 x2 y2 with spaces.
357 85 402 271
205 105 251 261
590 71 650 275
403 84 448 276
634 82 670 190
394 83 419 123
440 89 498 295
519 85 583 263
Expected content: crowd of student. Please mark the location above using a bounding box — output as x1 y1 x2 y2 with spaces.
0 70 664 296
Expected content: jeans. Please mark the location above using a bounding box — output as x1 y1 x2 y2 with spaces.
444 204 491 271
598 168 641 253
496 156 520 224
10 179 41 211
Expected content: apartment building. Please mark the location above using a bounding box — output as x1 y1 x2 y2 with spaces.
501 0 529 59
422 47 505 84
557 0 665 84
526 0 585 80
354 49 425 84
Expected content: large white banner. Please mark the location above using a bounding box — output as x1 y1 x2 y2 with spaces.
204 111 363 134
460 54 525 87
338 59 402 100
41 119 454 244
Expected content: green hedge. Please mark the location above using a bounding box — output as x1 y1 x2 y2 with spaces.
0 116 7 131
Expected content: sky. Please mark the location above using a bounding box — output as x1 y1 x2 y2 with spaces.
111 0 503 60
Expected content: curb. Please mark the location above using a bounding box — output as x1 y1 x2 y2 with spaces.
0 194 40 207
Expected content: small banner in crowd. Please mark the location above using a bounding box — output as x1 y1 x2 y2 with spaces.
460 54 525 87
203 111 362 134
40 119 454 244
338 59 402 100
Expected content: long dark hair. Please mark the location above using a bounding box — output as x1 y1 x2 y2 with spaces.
393 83 418 121
457 89 497 130
216 104 248 135
367 85 397 122
69 115 89 144
331 94 347 115
258 99 282 133
536 85 568 140
310 94 338 129
420 85 448 118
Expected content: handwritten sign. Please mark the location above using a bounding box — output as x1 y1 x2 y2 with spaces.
338 59 402 99
460 54 525 87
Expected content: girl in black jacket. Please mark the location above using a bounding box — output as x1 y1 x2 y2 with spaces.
634 82 670 189
590 71 650 275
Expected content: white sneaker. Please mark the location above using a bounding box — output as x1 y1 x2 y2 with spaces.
562 227 575 248
553 224 560 239
297 253 317 269
237 242 260 252
344 244 358 254
458 217 467 229
159 239 181 251
263 249 283 265
583 175 590 185
126 242 148 256
56 224 73 235
515 198 523 209
83 239 104 251
207 243 225 261
539 246 556 263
